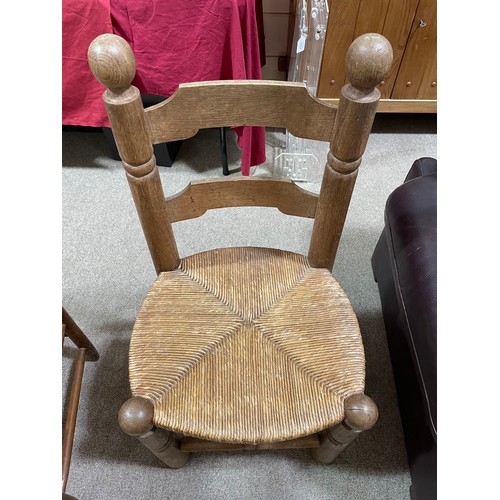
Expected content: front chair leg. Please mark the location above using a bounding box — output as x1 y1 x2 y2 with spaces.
118 396 190 468
312 393 378 464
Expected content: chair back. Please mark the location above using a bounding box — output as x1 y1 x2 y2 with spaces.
88 33 392 273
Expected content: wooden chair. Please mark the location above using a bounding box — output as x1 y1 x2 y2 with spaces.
62 308 99 496
87 32 392 468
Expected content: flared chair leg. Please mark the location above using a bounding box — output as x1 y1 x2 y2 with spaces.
118 396 190 469
312 393 378 464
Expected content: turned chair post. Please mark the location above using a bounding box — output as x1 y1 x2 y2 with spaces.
308 34 393 270
85 33 393 469
312 393 378 464
118 396 190 468
88 35 180 273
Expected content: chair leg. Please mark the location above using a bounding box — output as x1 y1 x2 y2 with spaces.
311 393 378 464
220 127 230 176
118 396 190 469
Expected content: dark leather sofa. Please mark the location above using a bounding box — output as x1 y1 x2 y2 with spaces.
371 157 437 500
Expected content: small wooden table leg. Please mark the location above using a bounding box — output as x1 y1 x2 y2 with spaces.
62 347 87 493
118 396 190 469
312 393 378 464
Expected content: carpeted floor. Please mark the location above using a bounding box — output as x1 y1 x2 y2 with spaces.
62 113 437 500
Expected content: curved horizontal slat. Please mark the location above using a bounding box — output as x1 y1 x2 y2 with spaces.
166 177 318 223
145 81 337 143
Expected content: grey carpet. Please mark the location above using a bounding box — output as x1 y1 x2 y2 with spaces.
62 114 437 500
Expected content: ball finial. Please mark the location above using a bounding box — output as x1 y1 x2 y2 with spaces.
118 396 155 436
88 34 136 91
343 393 379 431
345 33 393 91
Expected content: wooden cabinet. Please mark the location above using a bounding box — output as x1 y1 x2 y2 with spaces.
317 0 436 112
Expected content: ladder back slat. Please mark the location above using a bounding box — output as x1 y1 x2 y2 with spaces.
145 81 337 144
88 33 394 273
166 177 318 223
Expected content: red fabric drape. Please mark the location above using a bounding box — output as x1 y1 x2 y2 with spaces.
62 0 266 174
62 0 112 127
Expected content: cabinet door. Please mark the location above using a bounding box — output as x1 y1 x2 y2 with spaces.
352 0 420 99
317 0 361 99
317 0 419 99
391 0 437 99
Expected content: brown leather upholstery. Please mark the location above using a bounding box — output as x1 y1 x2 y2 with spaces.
372 157 437 500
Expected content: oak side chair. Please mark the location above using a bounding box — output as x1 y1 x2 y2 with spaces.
87 32 393 468
62 308 99 497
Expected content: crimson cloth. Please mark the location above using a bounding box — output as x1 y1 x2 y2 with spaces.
62 0 113 127
62 0 266 175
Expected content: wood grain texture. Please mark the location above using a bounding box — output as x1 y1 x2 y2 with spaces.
165 177 318 223
309 34 390 270
89 34 180 273
344 31 393 92
145 81 337 144
312 393 378 464
103 87 153 167
317 0 362 98
329 88 381 163
317 0 436 109
180 434 320 452
62 310 99 492
62 308 99 361
88 33 136 92
352 0 392 39
138 426 190 468
321 98 437 113
343 393 378 431
308 162 359 269
89 35 152 166
85 32 391 461
62 348 86 493
118 396 155 437
352 0 419 98
126 167 180 273
118 397 190 468
87 33 391 276
391 0 437 99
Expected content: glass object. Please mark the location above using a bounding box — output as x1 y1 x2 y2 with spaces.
273 0 329 182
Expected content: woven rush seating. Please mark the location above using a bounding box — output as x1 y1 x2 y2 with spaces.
87 31 393 467
130 247 365 444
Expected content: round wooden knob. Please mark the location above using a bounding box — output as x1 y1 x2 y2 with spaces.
88 34 136 91
345 33 393 91
118 396 154 436
343 393 378 431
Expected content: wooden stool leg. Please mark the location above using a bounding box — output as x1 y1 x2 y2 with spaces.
312 393 378 464
118 397 190 469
